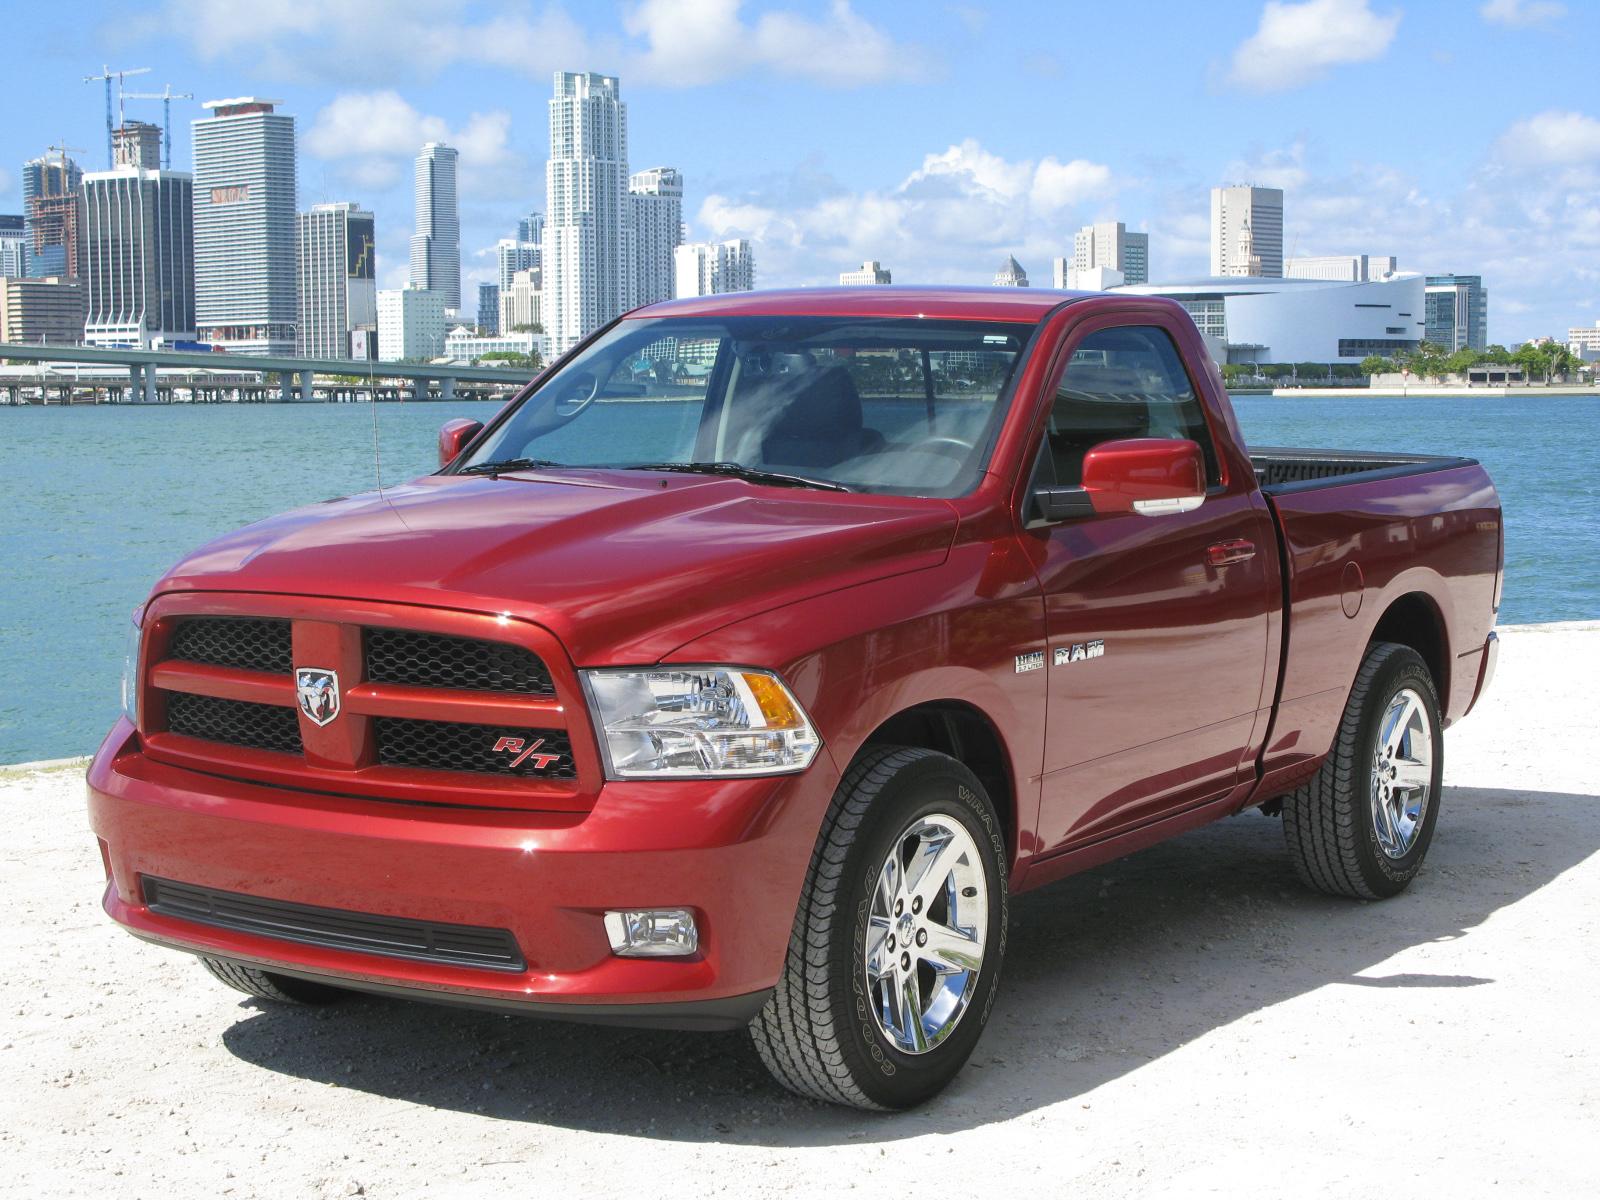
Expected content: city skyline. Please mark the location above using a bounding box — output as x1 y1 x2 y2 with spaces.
0 1 1596 342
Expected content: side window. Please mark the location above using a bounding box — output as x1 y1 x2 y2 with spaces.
1046 326 1219 486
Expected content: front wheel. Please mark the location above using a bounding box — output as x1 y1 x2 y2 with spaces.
1282 641 1444 899
750 746 1008 1110
201 957 348 1005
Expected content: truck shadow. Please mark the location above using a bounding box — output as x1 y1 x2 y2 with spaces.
219 785 1597 1145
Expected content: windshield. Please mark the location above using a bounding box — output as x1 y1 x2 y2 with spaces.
459 315 1037 496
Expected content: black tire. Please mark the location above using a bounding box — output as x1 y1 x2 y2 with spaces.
1282 642 1444 899
750 746 1008 1110
201 957 348 1005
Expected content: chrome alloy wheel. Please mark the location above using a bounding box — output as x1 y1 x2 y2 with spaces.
863 812 989 1055
1371 687 1434 859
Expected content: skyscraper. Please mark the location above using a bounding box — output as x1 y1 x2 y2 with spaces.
629 167 683 308
496 237 538 293
500 268 542 332
297 202 376 358
21 151 84 279
1425 274 1488 352
0 215 26 277
545 72 631 354
192 97 297 354
517 212 544 246
377 285 446 360
410 143 461 311
1210 185 1284 278
113 122 162 171
673 240 754 297
82 156 195 348
1069 221 1148 285
477 282 500 333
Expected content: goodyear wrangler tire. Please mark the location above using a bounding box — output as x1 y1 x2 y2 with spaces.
201 957 347 1005
1282 641 1444 900
750 746 1007 1109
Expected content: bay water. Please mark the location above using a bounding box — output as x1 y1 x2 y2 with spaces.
3 391 1594 763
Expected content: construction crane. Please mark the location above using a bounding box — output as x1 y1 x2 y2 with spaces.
82 64 151 167
123 86 194 170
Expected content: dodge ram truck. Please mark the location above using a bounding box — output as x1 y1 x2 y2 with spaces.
89 287 1502 1109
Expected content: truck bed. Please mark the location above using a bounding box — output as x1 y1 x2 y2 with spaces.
1250 447 1479 495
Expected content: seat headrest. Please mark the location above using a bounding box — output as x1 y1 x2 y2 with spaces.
770 366 863 438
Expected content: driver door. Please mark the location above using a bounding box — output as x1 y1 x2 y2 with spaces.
1028 318 1275 854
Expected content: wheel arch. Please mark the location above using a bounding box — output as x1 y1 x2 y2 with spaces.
1368 590 1449 702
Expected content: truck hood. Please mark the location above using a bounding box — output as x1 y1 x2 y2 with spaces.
154 471 958 664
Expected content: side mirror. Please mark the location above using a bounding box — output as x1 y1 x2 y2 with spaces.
1081 438 1206 516
438 418 483 468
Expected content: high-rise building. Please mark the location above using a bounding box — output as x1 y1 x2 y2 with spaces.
993 256 1029 287
1067 221 1148 285
841 261 891 285
192 97 298 354
1425 274 1488 352
1210 185 1283 278
629 167 683 308
1286 254 1400 283
409 143 461 311
517 212 545 246
544 72 631 354
113 122 162 171
377 286 446 360
82 162 195 348
477 282 500 333
0 276 84 344
0 215 26 277
297 202 376 359
499 268 542 332
21 152 83 279
496 237 538 292
674 240 754 297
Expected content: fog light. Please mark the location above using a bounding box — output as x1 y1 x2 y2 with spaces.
603 909 699 957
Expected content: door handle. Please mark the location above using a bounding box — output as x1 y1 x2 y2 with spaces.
1207 539 1257 566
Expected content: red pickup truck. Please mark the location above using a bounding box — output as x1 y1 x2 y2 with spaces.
89 287 1502 1109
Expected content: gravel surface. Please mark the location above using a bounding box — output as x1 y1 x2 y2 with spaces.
3 624 1596 1198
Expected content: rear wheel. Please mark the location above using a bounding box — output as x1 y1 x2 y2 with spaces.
201 957 347 1005
1282 641 1443 899
750 746 1007 1110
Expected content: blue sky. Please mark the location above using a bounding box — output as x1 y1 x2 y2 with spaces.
3 0 1596 343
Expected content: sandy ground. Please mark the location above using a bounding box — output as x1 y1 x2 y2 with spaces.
2 624 1596 1199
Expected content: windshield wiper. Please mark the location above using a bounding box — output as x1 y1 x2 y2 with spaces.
458 457 564 478
618 461 851 492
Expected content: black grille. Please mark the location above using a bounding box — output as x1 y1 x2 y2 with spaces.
143 877 524 972
168 617 293 675
374 718 576 779
365 629 554 697
166 692 303 755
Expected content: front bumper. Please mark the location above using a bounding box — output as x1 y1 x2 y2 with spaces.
88 720 839 1029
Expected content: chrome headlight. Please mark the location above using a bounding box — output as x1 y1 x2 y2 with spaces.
582 667 821 779
121 607 145 726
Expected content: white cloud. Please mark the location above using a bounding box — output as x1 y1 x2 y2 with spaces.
1480 0 1567 28
1496 110 1600 167
1225 0 1401 92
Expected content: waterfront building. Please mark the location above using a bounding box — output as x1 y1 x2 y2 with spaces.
113 122 162 171
1112 274 1425 364
1210 185 1284 278
1069 222 1148 285
630 167 683 308
0 276 84 345
0 215 26 277
296 202 376 359
377 285 446 360
410 143 461 312
499 268 542 332
1567 320 1600 361
1053 263 1124 291
1425 274 1488 352
1286 254 1400 282
544 72 631 354
517 212 544 246
840 261 892 285
443 326 546 363
496 237 539 293
993 256 1029 287
21 151 83 279
81 161 195 348
192 97 297 355
477 282 501 333
674 240 754 297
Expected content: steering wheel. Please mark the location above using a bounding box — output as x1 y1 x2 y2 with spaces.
553 371 599 418
916 435 976 462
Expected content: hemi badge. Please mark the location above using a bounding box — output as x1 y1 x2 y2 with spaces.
1054 640 1105 667
1015 651 1045 673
